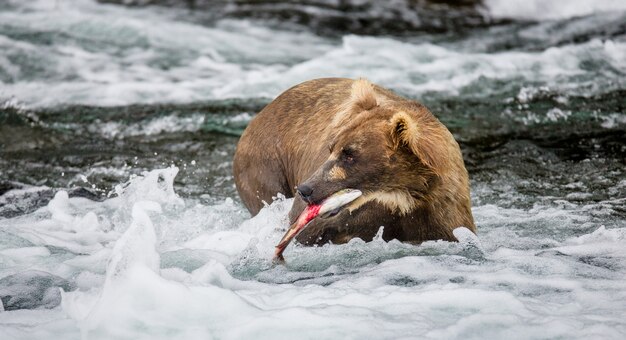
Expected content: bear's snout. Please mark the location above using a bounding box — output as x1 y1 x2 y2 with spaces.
296 184 314 203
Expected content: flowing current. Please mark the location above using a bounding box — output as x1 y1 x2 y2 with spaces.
1 0 625 339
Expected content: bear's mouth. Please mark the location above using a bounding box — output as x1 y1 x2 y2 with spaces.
314 188 363 218
320 206 342 218
273 189 362 262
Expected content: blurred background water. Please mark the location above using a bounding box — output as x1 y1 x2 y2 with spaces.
0 0 625 339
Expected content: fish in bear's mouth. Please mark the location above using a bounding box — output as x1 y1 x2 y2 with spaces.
273 189 362 263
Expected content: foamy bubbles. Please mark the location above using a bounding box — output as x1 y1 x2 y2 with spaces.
0 166 625 339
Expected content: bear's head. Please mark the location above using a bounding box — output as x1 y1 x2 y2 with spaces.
296 79 467 217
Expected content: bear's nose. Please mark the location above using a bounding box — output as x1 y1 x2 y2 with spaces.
296 184 314 203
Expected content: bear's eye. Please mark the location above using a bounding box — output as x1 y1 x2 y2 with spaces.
341 148 355 165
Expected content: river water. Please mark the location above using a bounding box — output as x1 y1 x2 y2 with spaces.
0 0 625 339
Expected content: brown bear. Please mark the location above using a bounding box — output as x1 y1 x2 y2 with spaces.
233 78 475 245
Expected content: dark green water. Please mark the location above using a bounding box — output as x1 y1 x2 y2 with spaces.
2 90 624 222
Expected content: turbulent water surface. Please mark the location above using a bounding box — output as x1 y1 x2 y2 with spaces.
1 0 625 339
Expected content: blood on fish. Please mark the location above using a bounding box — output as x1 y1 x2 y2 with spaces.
273 204 320 263
273 189 362 263
303 204 321 224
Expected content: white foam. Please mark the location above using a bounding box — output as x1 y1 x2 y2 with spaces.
1 167 625 338
1 1 625 107
75 112 253 140
485 0 626 21
0 247 51 260
0 0 331 107
600 113 626 129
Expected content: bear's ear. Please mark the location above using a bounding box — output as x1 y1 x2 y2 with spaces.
390 111 450 173
349 78 378 111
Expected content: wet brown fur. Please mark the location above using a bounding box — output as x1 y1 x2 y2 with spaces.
233 78 475 245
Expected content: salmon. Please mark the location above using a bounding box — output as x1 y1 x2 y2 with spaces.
274 189 362 262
